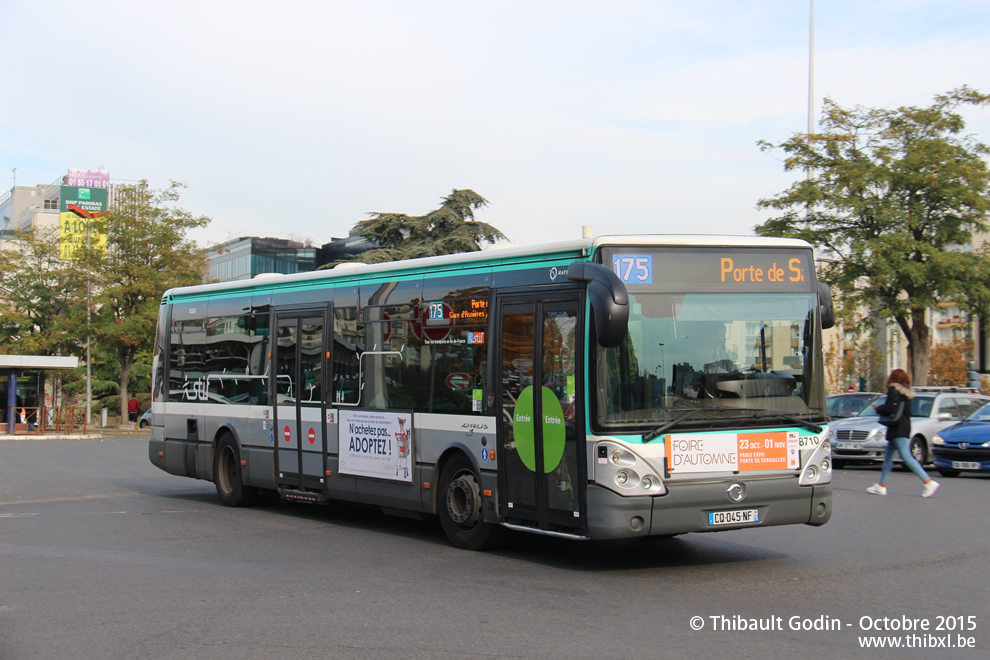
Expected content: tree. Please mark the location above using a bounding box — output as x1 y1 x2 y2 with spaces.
336 189 508 265
0 227 87 357
755 87 990 385
78 181 209 421
0 227 88 408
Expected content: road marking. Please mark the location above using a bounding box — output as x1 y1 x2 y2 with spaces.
0 492 143 506
0 513 38 518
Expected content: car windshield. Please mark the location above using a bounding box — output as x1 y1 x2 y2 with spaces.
826 395 875 418
858 395 934 418
966 402 990 422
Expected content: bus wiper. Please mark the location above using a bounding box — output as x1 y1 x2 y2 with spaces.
643 407 816 442
643 406 742 442
749 410 823 434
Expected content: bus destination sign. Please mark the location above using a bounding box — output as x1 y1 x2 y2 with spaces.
605 247 814 293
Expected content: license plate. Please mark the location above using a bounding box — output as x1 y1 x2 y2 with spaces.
952 461 981 470
708 509 760 526
837 442 861 450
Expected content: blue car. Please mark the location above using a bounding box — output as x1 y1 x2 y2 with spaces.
932 402 990 477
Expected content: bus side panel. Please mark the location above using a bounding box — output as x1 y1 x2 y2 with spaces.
347 413 497 513
241 446 276 489
162 439 202 480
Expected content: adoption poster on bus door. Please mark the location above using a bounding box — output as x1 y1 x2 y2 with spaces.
664 431 801 474
339 409 413 483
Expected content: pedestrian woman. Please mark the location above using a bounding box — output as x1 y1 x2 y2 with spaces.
867 368 939 497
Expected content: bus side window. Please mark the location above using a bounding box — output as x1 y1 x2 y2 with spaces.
333 306 360 405
421 327 487 414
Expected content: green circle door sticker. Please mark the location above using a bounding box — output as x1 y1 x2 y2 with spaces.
513 385 566 473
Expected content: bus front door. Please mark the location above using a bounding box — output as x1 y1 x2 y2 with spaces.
273 310 328 497
496 294 586 535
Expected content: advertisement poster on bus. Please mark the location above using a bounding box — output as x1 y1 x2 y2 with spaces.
339 409 413 483
664 431 800 474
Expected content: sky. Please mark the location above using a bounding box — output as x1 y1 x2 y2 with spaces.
2 0 989 249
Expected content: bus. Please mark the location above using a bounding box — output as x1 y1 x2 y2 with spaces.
149 234 835 549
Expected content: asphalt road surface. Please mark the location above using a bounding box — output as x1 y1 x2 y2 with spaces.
1 433 986 659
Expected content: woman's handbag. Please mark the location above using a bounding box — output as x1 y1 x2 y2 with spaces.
878 400 905 424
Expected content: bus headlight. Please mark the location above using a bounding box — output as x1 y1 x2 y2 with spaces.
595 441 666 496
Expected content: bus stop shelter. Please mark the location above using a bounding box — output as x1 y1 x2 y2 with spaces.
1 355 79 435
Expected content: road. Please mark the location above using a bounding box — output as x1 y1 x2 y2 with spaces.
0 433 986 659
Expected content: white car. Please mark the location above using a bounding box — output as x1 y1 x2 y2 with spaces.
829 389 989 467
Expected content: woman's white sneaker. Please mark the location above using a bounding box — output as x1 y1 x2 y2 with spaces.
922 481 940 498
867 484 887 495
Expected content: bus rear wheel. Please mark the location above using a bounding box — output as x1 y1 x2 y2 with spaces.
438 454 500 550
213 433 255 507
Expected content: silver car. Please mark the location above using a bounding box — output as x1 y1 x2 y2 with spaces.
829 389 990 467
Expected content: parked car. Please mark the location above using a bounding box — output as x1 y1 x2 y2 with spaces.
139 409 152 429
825 392 882 420
828 389 990 467
931 401 990 477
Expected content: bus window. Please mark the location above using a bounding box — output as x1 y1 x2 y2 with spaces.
170 319 206 402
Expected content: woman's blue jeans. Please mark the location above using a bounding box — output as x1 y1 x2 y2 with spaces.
880 435 930 484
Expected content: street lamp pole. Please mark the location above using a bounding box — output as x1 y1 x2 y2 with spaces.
86 221 92 427
808 0 815 139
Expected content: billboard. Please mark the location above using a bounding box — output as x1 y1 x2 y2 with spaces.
59 186 109 260
66 168 110 189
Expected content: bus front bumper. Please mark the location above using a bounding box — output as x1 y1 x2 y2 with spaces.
585 479 831 540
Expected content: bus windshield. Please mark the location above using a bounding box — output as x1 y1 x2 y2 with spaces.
592 291 825 433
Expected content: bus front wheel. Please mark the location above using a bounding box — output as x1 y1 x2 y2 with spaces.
213 433 255 507
438 454 500 550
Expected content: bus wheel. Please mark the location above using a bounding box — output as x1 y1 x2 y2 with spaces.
213 433 255 507
438 454 500 550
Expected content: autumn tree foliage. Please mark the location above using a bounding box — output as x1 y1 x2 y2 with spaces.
928 337 974 388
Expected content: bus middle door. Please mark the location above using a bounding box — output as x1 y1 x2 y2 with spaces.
273 309 328 498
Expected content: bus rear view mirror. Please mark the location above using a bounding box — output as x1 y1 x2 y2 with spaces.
567 262 629 348
817 282 835 329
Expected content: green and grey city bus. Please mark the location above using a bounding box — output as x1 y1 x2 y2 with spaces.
149 234 835 549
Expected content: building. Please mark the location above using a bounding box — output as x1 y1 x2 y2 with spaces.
205 232 378 282
206 237 318 282
318 229 375 266
0 177 62 243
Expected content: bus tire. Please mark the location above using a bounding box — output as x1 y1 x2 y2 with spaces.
438 454 500 550
213 433 255 507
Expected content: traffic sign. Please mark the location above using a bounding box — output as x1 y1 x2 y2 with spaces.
445 373 472 391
